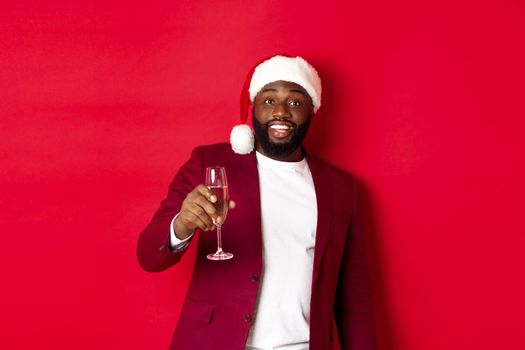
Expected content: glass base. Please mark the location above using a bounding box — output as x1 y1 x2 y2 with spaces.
207 251 234 261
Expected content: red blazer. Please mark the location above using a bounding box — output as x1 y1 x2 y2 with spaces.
137 143 376 350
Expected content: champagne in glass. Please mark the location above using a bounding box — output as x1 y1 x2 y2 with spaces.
205 167 233 261
208 186 229 223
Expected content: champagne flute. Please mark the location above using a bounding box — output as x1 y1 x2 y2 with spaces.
205 167 233 261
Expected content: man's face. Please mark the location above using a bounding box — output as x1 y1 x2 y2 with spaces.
252 80 314 161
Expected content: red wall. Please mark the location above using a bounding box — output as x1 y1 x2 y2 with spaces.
1 1 524 349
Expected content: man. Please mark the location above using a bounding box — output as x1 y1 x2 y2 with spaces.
137 55 376 349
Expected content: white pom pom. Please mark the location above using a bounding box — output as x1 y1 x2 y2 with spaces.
230 124 254 155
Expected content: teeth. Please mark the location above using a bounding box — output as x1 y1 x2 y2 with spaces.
270 124 291 130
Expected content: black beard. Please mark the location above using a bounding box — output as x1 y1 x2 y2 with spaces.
252 113 312 159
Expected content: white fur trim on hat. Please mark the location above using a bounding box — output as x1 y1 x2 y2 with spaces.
230 124 254 155
248 55 322 112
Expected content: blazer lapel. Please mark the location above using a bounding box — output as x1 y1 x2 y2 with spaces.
307 155 333 284
232 151 263 265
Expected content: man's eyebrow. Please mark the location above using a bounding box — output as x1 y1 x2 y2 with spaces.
290 88 305 95
261 88 278 92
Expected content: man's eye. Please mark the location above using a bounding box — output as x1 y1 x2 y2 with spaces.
264 99 274 105
289 100 301 107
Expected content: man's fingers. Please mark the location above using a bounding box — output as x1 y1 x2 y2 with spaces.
193 196 217 216
196 184 216 203
182 210 213 232
229 200 236 209
188 203 215 230
179 211 204 231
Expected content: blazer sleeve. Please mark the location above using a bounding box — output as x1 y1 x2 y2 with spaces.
334 177 377 349
136 147 203 272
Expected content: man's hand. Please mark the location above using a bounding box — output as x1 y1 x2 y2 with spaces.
173 184 236 240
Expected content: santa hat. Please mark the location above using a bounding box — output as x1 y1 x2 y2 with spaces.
230 55 322 155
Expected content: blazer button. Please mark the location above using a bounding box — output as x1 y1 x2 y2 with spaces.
244 314 252 323
250 274 259 282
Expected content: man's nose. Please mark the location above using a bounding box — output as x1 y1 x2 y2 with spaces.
272 102 290 118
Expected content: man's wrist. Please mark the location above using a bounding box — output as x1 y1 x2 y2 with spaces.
173 214 196 240
169 214 195 251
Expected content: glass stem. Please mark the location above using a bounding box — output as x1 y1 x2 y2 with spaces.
216 224 223 254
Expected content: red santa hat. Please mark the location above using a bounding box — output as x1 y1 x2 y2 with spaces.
230 55 322 155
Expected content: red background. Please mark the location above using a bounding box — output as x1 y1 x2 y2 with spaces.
1 1 524 349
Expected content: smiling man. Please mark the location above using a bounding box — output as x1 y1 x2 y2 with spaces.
137 55 376 350
252 80 312 162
